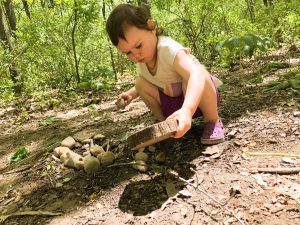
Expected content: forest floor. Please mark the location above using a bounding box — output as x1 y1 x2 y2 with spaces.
0 46 300 225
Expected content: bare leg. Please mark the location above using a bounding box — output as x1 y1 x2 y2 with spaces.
135 77 165 121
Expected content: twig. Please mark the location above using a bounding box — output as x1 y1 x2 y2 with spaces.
106 161 137 168
188 204 196 225
242 149 300 158
2 165 32 174
168 170 246 225
249 167 300 174
0 210 61 223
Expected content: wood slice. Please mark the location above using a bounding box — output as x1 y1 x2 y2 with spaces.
128 119 178 150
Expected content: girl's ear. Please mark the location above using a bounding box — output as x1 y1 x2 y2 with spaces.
147 19 156 30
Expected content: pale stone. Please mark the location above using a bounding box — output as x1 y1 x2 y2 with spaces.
93 134 105 141
73 130 95 142
53 146 71 157
90 145 105 156
61 136 76 149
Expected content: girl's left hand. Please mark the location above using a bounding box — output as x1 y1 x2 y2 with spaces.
167 107 193 138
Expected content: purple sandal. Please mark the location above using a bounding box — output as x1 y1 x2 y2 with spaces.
201 119 225 145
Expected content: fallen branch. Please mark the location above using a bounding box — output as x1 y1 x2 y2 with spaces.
0 210 61 222
107 161 137 167
241 148 300 158
168 170 245 225
249 167 300 174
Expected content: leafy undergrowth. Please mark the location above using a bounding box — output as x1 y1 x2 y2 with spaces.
0 47 300 225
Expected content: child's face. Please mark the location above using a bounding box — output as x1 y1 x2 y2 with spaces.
116 25 157 65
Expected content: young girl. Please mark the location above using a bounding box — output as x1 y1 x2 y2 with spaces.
106 3 224 145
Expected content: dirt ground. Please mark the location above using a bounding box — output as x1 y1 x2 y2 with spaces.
0 48 300 225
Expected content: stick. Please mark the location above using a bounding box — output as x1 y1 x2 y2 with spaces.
106 161 139 168
249 167 300 174
168 170 246 225
242 149 300 158
0 210 61 222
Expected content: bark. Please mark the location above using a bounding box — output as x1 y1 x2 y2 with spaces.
263 0 273 7
22 0 31 19
0 2 22 94
102 0 117 79
71 0 80 83
128 119 178 150
246 0 255 23
49 0 55 8
3 0 16 34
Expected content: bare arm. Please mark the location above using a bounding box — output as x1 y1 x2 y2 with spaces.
168 50 210 137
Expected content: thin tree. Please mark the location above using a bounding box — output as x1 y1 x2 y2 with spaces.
102 0 117 80
71 0 80 83
22 0 31 19
0 0 22 95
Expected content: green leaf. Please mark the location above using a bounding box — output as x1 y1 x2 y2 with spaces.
87 104 97 110
63 177 71 183
223 36 241 51
40 116 56 126
242 45 252 57
9 146 29 163
40 171 48 177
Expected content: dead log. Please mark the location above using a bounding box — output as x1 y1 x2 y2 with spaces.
128 119 178 150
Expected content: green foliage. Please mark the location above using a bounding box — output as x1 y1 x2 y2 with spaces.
218 34 274 60
263 71 300 92
40 116 57 126
77 66 115 91
9 146 29 163
0 0 300 98
259 62 290 74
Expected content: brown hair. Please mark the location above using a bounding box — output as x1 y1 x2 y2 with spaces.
106 4 158 46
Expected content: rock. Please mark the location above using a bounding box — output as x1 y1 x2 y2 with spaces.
93 134 105 141
73 130 95 142
62 152 84 170
97 151 115 166
293 111 300 117
148 145 156 152
132 160 148 172
90 144 105 156
61 136 76 149
134 151 148 162
282 157 295 164
82 144 90 151
53 146 71 157
82 139 92 144
74 142 82 148
83 151 91 157
83 156 100 174
115 98 125 109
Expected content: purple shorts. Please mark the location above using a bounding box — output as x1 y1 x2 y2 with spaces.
159 79 221 119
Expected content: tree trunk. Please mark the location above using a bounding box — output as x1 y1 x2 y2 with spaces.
3 0 16 34
246 0 255 23
102 0 117 80
263 0 273 7
71 0 80 83
49 0 55 8
0 2 22 95
22 0 31 19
